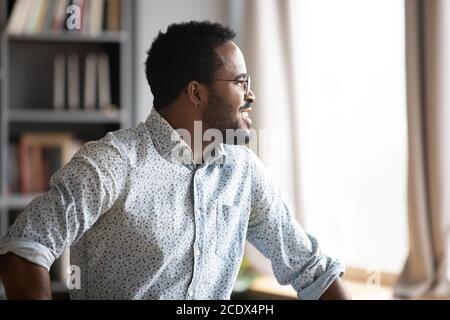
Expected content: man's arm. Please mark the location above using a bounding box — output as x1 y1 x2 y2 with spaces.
0 253 52 300
319 277 351 300
245 148 349 300
0 135 128 299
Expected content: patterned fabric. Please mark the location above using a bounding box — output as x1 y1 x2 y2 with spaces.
0 108 344 300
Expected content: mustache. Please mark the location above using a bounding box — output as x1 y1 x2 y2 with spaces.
239 102 252 112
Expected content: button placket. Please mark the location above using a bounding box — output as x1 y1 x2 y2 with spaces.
189 169 203 298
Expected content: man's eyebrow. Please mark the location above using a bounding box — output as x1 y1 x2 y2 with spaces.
233 73 248 80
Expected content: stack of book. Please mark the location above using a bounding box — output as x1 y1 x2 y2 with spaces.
7 0 122 35
7 133 82 194
53 52 116 112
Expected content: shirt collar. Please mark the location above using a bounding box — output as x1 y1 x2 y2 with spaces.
145 108 226 167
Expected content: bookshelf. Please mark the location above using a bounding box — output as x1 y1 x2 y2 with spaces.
7 31 128 43
0 0 135 299
9 109 121 123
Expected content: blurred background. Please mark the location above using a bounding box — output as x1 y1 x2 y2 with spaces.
1 0 449 300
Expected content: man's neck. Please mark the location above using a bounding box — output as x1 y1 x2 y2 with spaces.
157 106 209 165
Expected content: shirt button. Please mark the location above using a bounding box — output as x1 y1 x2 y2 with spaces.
188 289 193 297
195 249 201 256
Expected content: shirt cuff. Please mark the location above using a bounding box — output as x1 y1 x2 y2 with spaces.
0 237 55 271
297 260 346 300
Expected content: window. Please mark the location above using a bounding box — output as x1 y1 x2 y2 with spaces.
292 0 408 274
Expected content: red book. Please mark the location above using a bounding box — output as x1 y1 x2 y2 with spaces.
18 140 31 194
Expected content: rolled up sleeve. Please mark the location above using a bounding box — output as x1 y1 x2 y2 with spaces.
0 237 55 271
0 133 128 271
246 149 345 300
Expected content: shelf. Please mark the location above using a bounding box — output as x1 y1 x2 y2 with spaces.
9 110 121 124
0 194 42 210
0 4 135 294
7 31 128 44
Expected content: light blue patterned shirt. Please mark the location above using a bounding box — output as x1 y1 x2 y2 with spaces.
0 108 344 300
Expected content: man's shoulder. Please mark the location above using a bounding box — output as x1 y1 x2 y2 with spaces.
77 122 151 160
107 121 151 147
222 144 250 161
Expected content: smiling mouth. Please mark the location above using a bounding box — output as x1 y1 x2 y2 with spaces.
239 105 252 115
239 103 253 126
240 108 251 119
240 107 252 127
240 112 250 120
239 102 252 112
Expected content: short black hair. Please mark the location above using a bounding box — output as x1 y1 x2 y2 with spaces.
145 21 236 110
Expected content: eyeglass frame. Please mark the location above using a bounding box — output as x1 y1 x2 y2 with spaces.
199 76 252 98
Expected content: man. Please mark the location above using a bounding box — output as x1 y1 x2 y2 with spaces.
0 21 350 300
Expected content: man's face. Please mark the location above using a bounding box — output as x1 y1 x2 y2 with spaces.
201 41 256 145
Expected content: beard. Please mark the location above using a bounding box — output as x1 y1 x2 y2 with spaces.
202 92 252 145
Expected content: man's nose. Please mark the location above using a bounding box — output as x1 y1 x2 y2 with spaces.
246 89 256 103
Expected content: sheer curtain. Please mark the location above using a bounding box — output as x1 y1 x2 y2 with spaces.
231 0 450 299
290 0 408 275
230 0 303 275
231 0 409 278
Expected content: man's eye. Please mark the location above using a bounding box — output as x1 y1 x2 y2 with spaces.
236 81 248 88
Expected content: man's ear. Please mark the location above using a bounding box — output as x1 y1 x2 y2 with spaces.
185 81 207 108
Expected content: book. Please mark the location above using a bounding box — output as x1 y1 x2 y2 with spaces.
18 0 38 34
53 0 70 32
89 0 105 35
24 0 42 34
98 53 113 112
17 133 83 193
107 0 121 31
53 53 66 111
82 0 91 32
42 0 58 33
29 144 46 192
7 0 121 35
84 53 98 110
33 0 50 33
21 133 82 163
6 0 26 34
18 139 32 193
67 54 80 110
7 143 20 195
73 0 86 32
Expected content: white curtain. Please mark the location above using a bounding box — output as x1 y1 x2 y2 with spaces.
230 0 304 275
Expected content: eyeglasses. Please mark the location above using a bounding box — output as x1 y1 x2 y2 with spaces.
209 76 252 98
